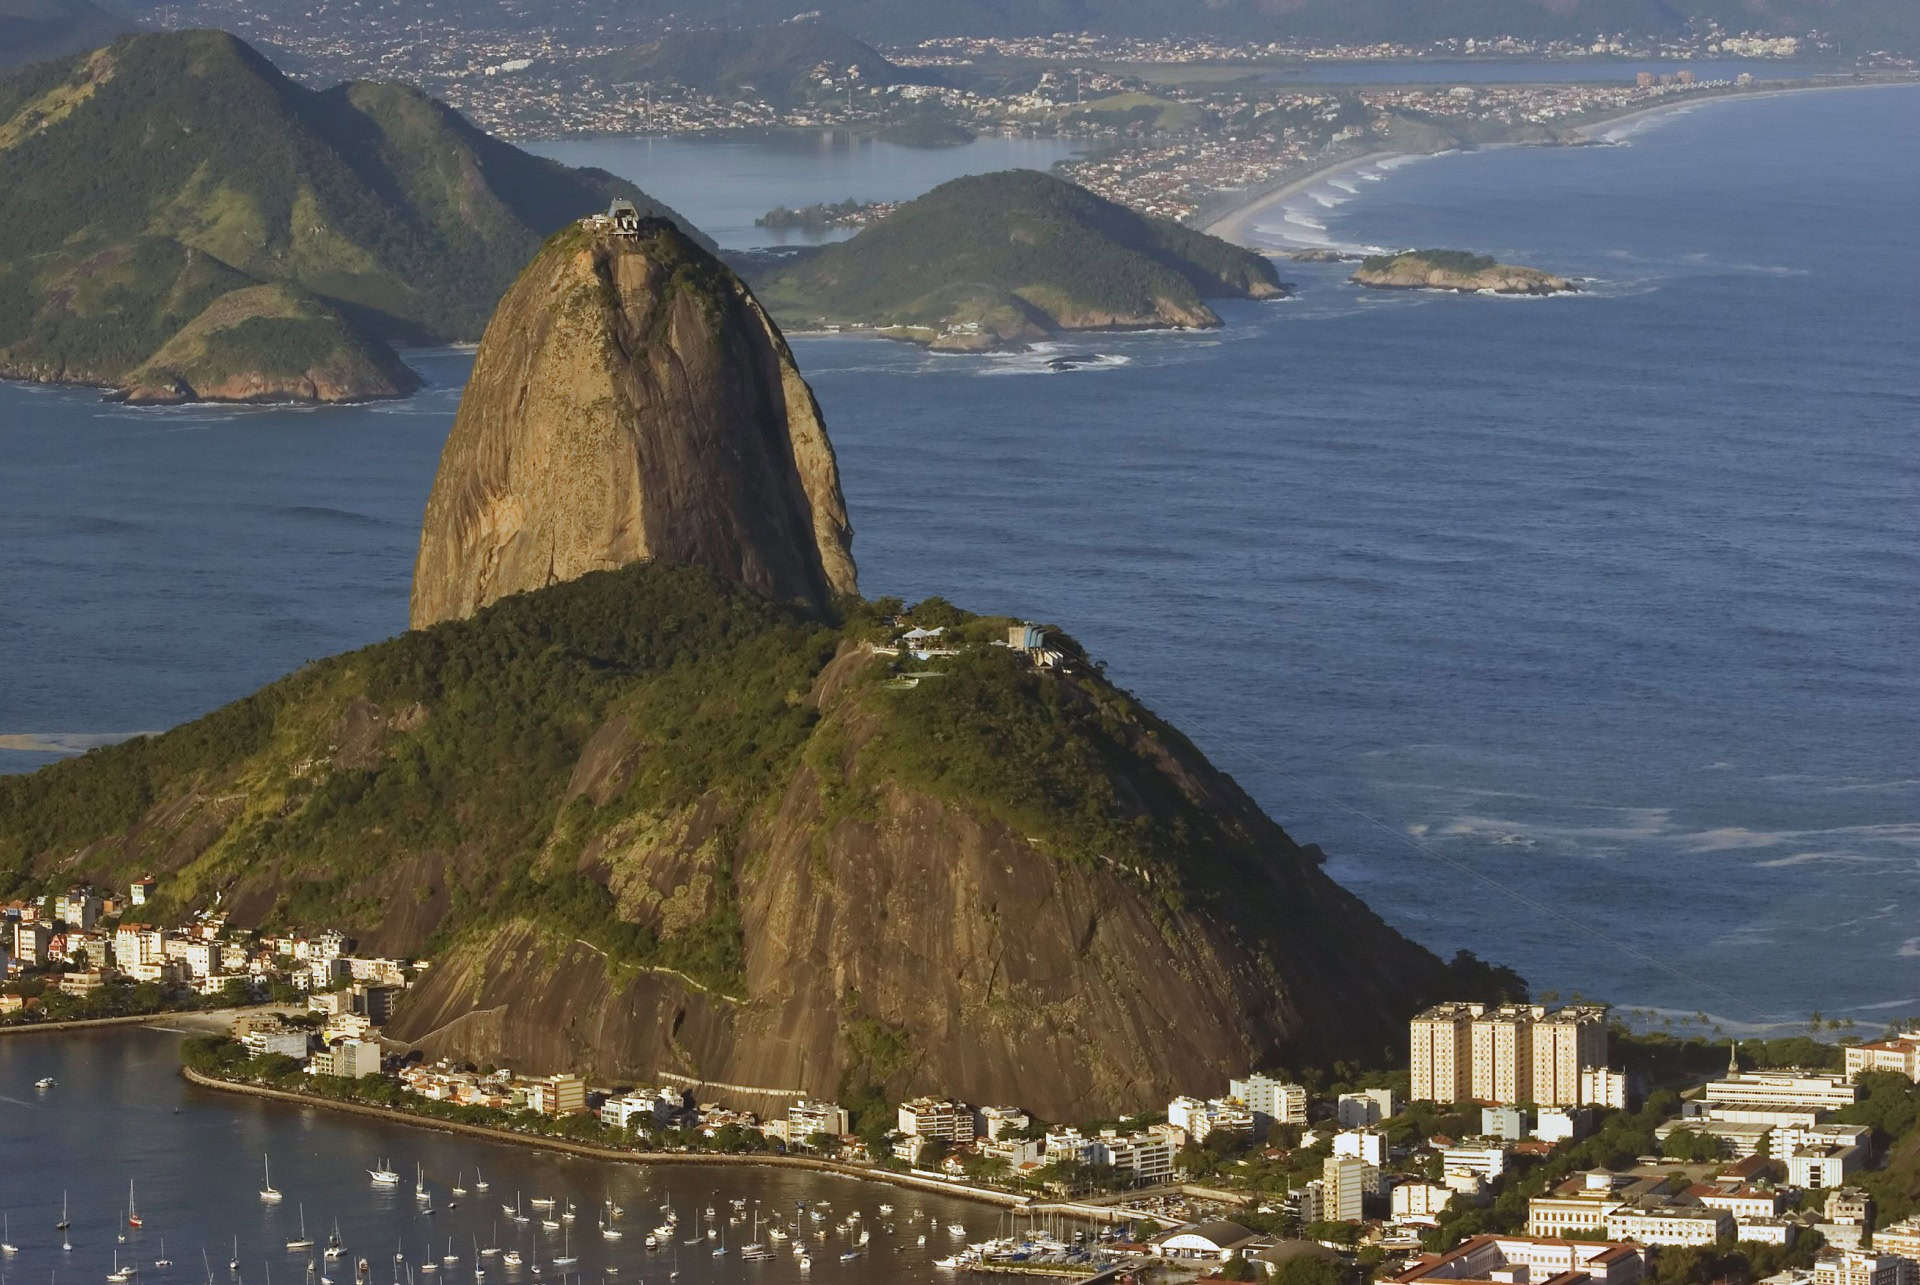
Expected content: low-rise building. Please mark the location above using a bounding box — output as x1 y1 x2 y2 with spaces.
1230 1073 1309 1125
789 1100 850 1138
1737 1218 1798 1247
1339 1088 1397 1127
1872 1216 1920 1259
1392 1181 1454 1223
1829 1189 1873 1228
977 1106 1030 1139
1815 1251 1918 1285
1335 1128 1388 1167
1167 1095 1255 1143
1441 1139 1512 1180
310 1038 380 1078
1391 1234 1646 1285
897 1097 976 1142
1150 1220 1257 1262
239 1023 311 1060
1605 1206 1733 1247
1846 1034 1920 1084
528 1073 587 1116
1582 1068 1631 1110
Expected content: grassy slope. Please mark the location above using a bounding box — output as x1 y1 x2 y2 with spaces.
756 169 1282 334
0 30 700 384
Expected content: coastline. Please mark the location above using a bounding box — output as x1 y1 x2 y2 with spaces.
1201 76 1919 250
0 1003 269 1039
178 1066 1032 1211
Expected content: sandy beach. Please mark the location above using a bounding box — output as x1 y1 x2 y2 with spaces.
1202 148 1406 248
1202 77 1917 252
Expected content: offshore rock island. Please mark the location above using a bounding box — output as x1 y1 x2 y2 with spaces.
1351 249 1580 295
0 204 1444 1118
753 170 1289 352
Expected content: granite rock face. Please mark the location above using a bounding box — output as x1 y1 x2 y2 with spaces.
410 219 856 629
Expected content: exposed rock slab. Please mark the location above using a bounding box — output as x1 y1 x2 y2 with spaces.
410 220 857 628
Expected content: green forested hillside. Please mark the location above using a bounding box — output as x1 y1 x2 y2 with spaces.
584 21 907 107
0 559 1445 1112
0 29 699 397
755 168 1286 350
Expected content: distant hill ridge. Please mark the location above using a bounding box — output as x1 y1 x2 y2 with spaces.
582 20 911 108
0 29 698 402
754 168 1288 351
549 0 1920 54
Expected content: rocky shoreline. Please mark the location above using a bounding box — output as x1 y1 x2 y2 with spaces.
1350 250 1578 296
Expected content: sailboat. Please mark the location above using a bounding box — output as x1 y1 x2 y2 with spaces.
154 1239 172 1270
2 1213 17 1255
450 1176 466 1200
413 1168 429 1206
596 1216 619 1245
117 1213 126 1245
440 1241 457 1269
286 1209 314 1253
229 1239 240 1275
108 1250 138 1282
325 1223 344 1262
260 1157 283 1204
57 1193 72 1232
128 1183 143 1230
470 1172 487 1196
549 1230 573 1271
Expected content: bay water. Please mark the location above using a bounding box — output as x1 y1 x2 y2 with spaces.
1 86 1915 1030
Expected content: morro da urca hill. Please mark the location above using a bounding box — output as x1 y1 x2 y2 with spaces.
0 566 1445 1116
754 169 1289 351
409 216 857 628
0 30 694 403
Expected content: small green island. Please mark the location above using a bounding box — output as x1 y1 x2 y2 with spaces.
753 169 1290 352
1351 249 1578 295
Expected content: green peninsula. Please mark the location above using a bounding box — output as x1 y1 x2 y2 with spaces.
754 169 1289 352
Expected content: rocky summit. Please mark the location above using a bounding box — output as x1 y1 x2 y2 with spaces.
410 217 858 628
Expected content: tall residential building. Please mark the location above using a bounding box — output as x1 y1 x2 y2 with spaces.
1534 1005 1609 1106
1472 1004 1544 1105
1412 1003 1483 1103
1323 1154 1378 1223
1230 1073 1308 1125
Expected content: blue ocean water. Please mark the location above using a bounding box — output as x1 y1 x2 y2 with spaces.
1 86 1914 1029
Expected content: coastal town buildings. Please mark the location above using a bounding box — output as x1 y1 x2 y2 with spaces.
1230 1072 1309 1125
897 1097 977 1142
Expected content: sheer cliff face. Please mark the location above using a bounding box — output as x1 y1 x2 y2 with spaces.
410 221 857 629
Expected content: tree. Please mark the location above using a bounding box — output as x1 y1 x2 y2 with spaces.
1218 1258 1257 1281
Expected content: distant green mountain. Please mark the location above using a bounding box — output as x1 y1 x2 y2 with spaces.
0 29 700 402
0 0 130 73
753 169 1287 351
584 20 908 108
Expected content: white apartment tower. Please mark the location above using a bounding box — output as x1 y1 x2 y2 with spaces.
1412 1003 1482 1103
1533 1005 1610 1107
1472 1004 1544 1105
